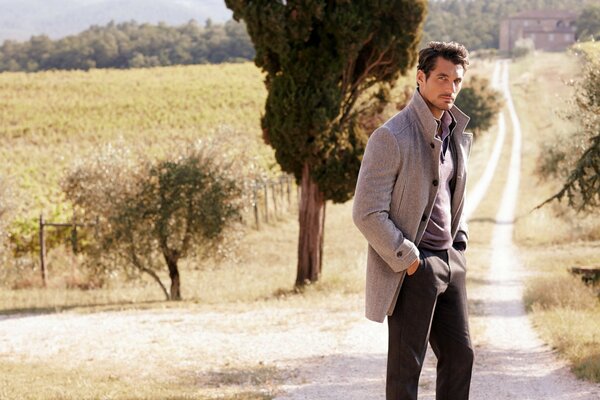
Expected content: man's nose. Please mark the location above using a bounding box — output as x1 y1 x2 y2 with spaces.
451 82 459 93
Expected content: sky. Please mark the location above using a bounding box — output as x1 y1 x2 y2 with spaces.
0 0 233 42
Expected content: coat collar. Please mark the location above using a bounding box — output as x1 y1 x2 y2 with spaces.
407 89 470 141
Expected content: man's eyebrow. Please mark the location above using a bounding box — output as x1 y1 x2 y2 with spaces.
435 72 449 77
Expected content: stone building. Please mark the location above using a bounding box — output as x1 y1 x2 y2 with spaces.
499 10 577 53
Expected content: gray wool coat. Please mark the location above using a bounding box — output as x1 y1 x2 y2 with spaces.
352 89 472 323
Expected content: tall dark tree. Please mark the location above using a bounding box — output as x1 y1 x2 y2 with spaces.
225 1 427 286
577 5 600 41
454 76 503 140
538 52 600 211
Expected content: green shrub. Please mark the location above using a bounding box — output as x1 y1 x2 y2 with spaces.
512 37 535 59
538 46 600 211
62 142 246 300
454 75 503 139
577 5 600 41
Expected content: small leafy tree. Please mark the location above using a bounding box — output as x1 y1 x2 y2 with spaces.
454 75 503 140
512 37 534 58
62 143 245 300
538 50 600 211
577 5 600 41
225 0 427 286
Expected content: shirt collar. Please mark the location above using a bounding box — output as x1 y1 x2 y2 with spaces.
435 110 456 141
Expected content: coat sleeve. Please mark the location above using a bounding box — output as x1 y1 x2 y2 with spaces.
352 126 420 273
454 132 473 248
455 218 469 246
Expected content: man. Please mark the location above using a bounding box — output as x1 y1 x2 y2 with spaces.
352 41 473 400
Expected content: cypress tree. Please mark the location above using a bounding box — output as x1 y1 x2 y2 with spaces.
225 1 427 286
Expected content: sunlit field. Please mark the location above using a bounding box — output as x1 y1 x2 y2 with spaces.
1 45 599 398
0 54 499 399
510 46 600 382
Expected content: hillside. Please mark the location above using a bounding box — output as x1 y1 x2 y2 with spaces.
0 62 267 233
0 0 232 42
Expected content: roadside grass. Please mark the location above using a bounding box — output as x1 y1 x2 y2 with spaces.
510 49 600 382
463 105 512 341
0 198 366 314
0 56 506 397
0 358 279 400
522 243 600 383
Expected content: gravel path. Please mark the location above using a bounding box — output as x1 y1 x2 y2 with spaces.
1 60 599 399
467 60 600 399
274 60 600 399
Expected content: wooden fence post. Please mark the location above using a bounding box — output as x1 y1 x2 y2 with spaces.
286 176 291 210
271 180 278 216
263 181 269 223
71 215 78 254
253 184 260 229
39 214 47 287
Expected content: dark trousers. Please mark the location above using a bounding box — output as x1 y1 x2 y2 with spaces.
386 247 473 400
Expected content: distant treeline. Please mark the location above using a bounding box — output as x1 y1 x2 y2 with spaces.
0 0 597 73
423 0 596 50
0 19 254 72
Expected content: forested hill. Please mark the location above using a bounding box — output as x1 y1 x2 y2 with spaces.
0 0 597 72
423 0 596 50
0 20 254 72
0 0 232 42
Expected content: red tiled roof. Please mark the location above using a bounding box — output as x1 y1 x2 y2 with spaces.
522 29 576 34
510 10 577 19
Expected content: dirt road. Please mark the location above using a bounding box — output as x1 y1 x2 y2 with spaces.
1 60 599 399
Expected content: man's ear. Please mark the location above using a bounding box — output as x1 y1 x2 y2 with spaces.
416 70 425 87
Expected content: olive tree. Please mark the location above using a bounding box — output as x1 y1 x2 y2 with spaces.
538 53 600 211
62 143 245 300
225 0 427 286
454 75 503 140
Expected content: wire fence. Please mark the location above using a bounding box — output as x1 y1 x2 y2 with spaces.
37 174 298 286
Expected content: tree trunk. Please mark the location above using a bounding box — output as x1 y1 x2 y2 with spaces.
164 255 182 301
296 162 326 287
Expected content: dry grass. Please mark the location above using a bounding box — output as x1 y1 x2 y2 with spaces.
0 199 367 315
1 54 572 396
511 50 600 382
0 358 278 400
510 51 600 245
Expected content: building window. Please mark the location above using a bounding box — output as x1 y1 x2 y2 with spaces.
524 20 529 27
549 34 555 42
564 34 571 41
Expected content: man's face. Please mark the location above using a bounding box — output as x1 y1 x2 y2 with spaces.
417 56 464 118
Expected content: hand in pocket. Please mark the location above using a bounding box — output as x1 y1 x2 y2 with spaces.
406 257 420 276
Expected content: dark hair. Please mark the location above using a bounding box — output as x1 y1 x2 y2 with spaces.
417 41 469 78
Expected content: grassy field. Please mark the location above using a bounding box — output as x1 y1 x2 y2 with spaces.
510 46 600 382
0 63 271 239
0 57 500 399
0 58 489 227
1 46 599 398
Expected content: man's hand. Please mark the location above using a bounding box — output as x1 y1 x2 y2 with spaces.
406 258 420 276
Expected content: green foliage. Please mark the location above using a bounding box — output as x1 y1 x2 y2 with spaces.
0 63 272 255
423 0 596 50
225 0 427 203
454 76 503 139
62 142 245 299
538 44 600 211
577 5 600 41
0 19 254 72
512 38 535 59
